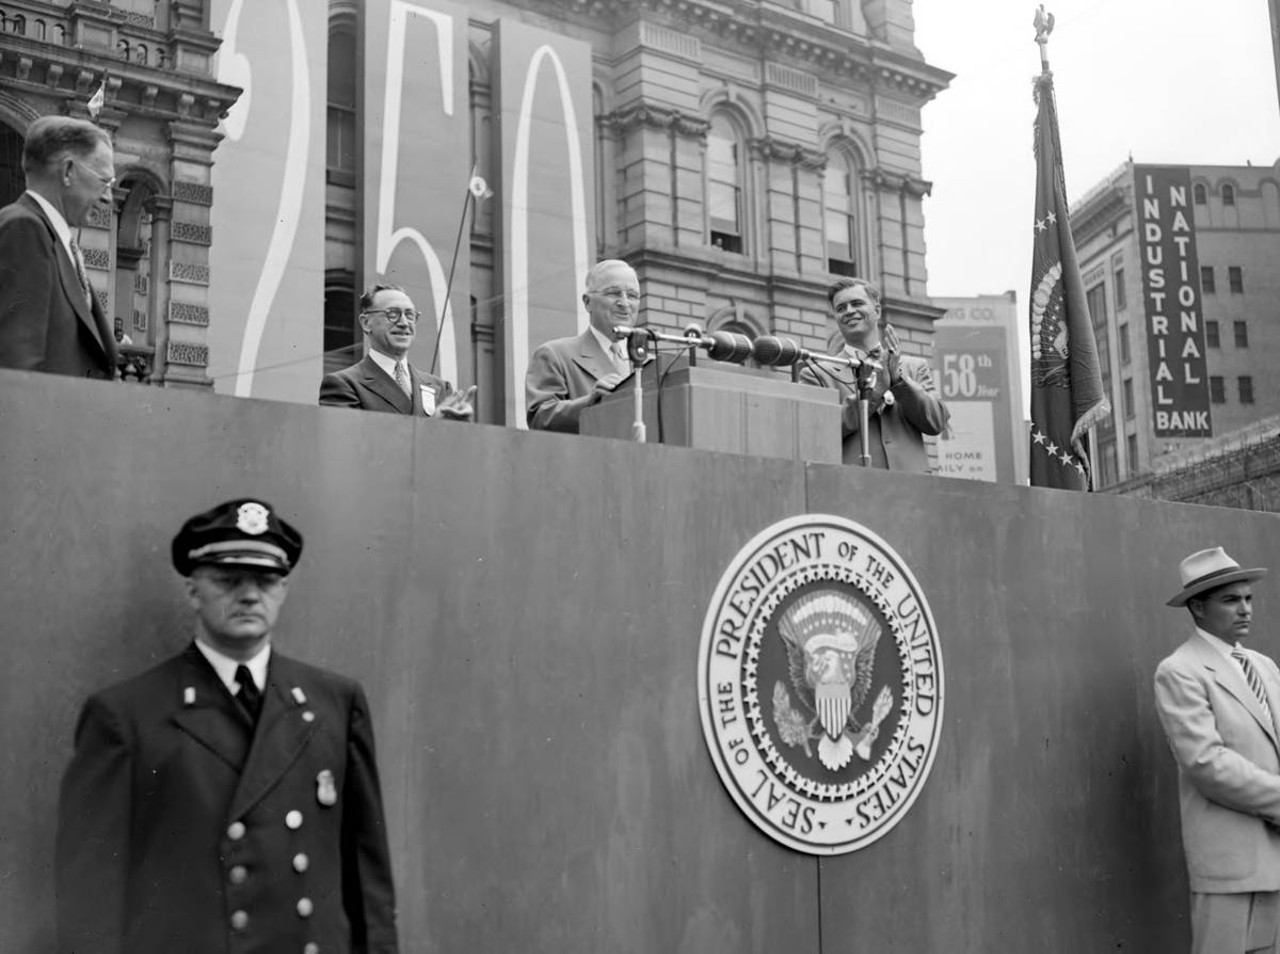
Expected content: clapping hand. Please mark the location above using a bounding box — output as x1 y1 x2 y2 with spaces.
438 385 477 421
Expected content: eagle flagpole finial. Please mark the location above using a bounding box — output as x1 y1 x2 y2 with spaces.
1034 5 1055 74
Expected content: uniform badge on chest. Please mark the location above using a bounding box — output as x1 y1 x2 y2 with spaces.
316 769 338 807
420 383 437 415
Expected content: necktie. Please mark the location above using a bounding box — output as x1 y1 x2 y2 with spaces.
393 361 412 398
235 664 262 723
68 239 93 307
1233 648 1272 721
610 341 630 375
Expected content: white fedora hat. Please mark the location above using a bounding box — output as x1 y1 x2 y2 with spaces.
1167 547 1268 607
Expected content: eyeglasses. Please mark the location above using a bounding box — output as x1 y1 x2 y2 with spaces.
71 157 117 190
363 307 419 323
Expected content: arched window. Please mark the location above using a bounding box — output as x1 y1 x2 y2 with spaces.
11 15 25 36
824 150 858 276
1222 183 1236 206
326 21 357 180
323 273 358 374
34 19 46 41
1193 183 1207 205
707 112 745 254
0 122 25 209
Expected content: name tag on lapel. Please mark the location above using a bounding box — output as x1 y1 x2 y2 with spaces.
420 383 437 416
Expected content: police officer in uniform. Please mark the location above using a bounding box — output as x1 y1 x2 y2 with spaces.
56 498 399 953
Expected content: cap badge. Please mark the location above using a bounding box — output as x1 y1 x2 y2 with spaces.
236 502 270 536
316 769 337 807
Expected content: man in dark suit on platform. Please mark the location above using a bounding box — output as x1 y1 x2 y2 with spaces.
799 277 947 473
525 258 639 433
1156 547 1280 954
0 115 117 378
319 283 475 420
56 498 399 953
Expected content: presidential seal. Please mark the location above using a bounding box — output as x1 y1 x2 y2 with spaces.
697 514 943 855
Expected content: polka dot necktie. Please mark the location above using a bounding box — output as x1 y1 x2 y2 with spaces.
393 361 412 398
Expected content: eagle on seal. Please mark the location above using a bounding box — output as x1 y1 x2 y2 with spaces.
773 589 890 770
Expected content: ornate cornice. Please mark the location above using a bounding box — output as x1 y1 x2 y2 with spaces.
747 136 827 169
516 0 952 104
601 102 710 139
0 2 241 126
863 169 932 196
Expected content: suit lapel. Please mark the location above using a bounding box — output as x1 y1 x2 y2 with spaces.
21 195 109 357
358 354 412 414
1195 634 1280 746
573 329 616 381
169 645 254 772
227 654 317 821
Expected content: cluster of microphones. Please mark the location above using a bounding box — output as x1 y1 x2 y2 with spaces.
612 324 871 373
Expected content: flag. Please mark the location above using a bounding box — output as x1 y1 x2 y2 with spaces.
87 76 106 119
1028 69 1109 490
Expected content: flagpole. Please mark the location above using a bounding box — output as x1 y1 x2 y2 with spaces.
428 183 475 377
1034 4 1054 74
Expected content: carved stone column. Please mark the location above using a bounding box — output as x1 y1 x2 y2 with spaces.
146 195 173 385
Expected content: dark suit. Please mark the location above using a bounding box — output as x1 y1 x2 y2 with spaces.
799 352 948 473
319 353 455 417
56 643 398 953
0 193 115 378
525 329 620 433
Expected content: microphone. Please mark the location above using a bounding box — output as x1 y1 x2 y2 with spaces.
750 335 803 367
612 325 755 366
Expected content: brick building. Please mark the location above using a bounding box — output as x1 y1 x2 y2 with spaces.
1070 158 1280 488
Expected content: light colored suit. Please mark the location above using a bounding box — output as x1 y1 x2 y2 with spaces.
1155 632 1280 951
525 329 618 433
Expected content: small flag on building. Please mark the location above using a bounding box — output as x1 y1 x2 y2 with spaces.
87 75 107 120
1027 9 1109 490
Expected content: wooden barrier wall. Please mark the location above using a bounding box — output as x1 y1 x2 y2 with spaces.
3 369 1279 952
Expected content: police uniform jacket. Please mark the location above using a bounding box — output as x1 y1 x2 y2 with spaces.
56 643 398 953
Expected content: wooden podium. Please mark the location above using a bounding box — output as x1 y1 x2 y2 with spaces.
580 358 841 462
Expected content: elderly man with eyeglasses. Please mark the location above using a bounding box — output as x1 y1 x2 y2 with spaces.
0 115 117 379
319 283 475 420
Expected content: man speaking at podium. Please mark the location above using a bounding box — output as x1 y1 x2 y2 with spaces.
526 259 639 433
799 278 948 473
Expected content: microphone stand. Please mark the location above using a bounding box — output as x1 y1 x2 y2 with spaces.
622 328 651 444
802 353 882 468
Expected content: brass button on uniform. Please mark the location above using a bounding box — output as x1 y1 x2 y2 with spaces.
296 896 314 918
227 821 246 840
303 943 320 954
292 852 310 873
230 909 249 931
228 865 248 885
285 810 303 830
302 710 316 723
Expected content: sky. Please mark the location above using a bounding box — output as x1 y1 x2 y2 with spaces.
913 0 1280 302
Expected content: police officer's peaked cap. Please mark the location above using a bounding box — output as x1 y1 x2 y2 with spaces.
171 498 304 576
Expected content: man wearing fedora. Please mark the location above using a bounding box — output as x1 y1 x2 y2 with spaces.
55 498 399 953
1156 547 1280 954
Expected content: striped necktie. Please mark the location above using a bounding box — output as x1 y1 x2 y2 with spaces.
69 239 93 307
1233 647 1272 720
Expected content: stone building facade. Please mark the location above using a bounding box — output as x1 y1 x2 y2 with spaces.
324 0 952 424
1071 159 1280 488
0 0 240 386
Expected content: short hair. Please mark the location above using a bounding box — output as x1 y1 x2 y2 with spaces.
21 116 111 177
827 277 882 308
359 284 406 312
584 259 634 294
